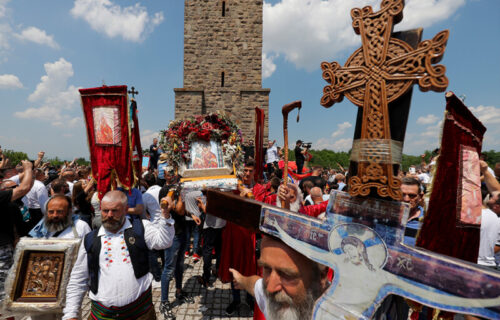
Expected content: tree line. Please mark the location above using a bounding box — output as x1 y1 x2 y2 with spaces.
288 149 500 172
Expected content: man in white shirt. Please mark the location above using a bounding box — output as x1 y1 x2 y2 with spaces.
142 173 162 224
229 235 329 320
63 190 175 320
27 195 91 320
478 191 500 266
142 172 163 283
266 140 279 176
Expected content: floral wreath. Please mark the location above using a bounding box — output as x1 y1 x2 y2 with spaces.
160 112 244 173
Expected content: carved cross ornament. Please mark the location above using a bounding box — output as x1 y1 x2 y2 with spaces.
320 0 449 200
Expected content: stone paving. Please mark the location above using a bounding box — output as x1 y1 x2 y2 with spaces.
81 255 253 320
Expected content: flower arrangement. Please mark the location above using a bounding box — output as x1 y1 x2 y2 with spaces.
160 112 243 173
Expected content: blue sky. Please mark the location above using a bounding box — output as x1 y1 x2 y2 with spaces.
0 0 499 161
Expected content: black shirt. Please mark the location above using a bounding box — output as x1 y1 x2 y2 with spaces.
0 190 17 246
244 144 255 160
294 146 305 163
149 144 159 166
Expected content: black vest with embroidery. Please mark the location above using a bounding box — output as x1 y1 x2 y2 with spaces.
84 218 150 294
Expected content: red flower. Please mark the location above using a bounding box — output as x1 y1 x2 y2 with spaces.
202 122 214 131
197 129 211 141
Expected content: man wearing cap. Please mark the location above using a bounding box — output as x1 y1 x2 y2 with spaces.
157 153 168 187
294 140 306 174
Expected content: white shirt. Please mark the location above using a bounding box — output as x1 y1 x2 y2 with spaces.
9 175 49 214
62 217 175 319
66 181 74 197
254 278 267 317
142 185 162 223
266 145 279 164
49 219 91 239
417 172 431 184
478 208 500 266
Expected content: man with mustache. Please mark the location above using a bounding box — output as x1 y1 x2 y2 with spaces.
63 190 175 320
29 195 90 239
229 235 329 320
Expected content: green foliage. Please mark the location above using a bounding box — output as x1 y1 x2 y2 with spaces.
283 148 500 172
2 149 28 165
482 150 500 167
1 149 89 168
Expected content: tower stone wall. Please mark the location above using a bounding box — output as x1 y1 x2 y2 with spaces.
175 0 270 142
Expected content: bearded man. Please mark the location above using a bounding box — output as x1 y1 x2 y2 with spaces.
29 195 90 239
229 235 329 320
63 190 175 320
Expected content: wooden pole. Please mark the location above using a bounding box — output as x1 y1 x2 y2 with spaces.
281 100 301 209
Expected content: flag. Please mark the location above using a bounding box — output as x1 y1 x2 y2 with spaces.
80 85 138 199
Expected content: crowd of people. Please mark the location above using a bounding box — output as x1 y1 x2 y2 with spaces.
0 139 500 320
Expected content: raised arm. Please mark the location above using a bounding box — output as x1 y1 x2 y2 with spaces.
11 160 33 201
480 160 500 193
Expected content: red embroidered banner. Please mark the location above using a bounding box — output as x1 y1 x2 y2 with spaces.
416 92 486 263
80 85 137 199
254 107 265 182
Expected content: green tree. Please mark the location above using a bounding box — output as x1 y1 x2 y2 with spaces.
2 149 29 166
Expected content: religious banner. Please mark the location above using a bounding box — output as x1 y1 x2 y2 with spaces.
160 112 243 190
417 92 486 262
3 238 81 315
254 107 265 182
80 85 138 199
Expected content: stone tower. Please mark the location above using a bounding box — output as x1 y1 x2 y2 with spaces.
174 0 270 142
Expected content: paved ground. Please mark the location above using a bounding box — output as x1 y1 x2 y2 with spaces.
81 255 254 320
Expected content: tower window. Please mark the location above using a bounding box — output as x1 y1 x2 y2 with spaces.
221 72 225 87
222 1 226 17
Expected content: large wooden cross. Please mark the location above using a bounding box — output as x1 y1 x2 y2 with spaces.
206 1 500 319
320 0 448 200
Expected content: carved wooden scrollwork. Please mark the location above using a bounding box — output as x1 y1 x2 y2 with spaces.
320 0 449 200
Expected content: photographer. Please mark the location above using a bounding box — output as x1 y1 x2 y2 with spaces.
294 140 309 174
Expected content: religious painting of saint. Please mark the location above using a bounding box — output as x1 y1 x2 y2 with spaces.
92 106 121 146
189 140 223 170
19 252 65 300
457 145 482 226
3 238 80 314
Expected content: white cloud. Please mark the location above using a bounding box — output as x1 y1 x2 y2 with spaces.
416 114 439 125
314 121 353 151
0 74 22 89
469 105 500 125
398 0 466 30
15 27 59 49
262 53 277 79
140 129 159 149
0 23 11 61
315 137 353 151
70 0 164 42
14 58 81 128
263 0 465 71
331 121 352 139
0 0 9 19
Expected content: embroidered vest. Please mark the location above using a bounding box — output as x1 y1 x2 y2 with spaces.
84 218 150 294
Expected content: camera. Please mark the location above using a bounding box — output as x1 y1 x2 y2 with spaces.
302 142 312 149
